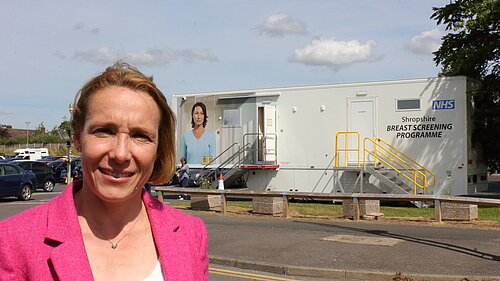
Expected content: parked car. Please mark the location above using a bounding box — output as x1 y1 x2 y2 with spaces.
47 157 82 183
14 161 56 192
2 155 16 161
0 162 36 201
39 155 66 164
48 160 68 182
60 159 82 182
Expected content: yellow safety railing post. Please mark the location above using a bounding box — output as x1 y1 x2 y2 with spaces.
422 174 427 195
345 134 348 167
413 170 417 195
335 132 361 167
357 136 360 167
363 138 367 168
335 134 339 167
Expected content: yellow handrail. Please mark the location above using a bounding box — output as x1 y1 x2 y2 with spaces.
364 148 426 194
374 138 436 187
365 139 426 184
363 137 435 194
335 132 360 167
334 131 436 194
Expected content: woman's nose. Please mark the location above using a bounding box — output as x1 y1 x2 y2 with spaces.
109 134 132 163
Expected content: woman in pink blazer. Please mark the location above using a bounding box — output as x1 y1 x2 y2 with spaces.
0 62 209 280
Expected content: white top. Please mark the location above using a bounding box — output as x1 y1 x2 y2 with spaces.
142 260 164 281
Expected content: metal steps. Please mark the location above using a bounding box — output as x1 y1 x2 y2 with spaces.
365 166 412 194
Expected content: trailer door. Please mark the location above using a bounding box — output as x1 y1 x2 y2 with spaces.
348 99 375 163
258 105 277 162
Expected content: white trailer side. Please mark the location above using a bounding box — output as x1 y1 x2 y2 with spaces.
171 76 486 196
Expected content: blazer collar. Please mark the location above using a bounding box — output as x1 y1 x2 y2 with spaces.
45 181 94 280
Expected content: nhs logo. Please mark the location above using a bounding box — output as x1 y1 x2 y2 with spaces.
432 99 455 110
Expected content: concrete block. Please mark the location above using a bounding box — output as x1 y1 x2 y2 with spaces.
441 202 478 221
253 197 283 215
342 199 357 218
343 199 381 219
190 194 221 211
360 200 380 215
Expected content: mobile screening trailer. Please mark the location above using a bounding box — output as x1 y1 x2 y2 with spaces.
170 76 487 196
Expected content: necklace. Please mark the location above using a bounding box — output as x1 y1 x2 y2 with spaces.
86 213 142 249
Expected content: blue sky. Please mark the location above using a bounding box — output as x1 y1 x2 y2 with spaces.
0 0 450 130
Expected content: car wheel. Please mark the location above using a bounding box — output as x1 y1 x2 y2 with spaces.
18 185 32 201
43 180 55 192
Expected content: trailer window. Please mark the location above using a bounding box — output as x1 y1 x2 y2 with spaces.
223 109 240 127
396 99 421 111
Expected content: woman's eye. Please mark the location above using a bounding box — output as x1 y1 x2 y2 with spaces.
93 128 113 135
134 133 152 142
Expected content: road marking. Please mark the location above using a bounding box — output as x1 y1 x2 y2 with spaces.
1 202 44 205
321 234 401 246
33 192 62 196
0 199 52 205
209 267 298 280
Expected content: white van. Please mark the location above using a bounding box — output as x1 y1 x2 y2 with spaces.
13 148 49 161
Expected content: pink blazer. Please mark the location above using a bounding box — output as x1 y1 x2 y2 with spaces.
0 181 209 281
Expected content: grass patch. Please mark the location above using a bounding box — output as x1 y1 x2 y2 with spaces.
289 202 343 217
170 202 190 207
478 207 500 223
227 201 252 209
380 206 434 219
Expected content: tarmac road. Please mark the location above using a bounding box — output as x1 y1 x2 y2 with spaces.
193 211 500 280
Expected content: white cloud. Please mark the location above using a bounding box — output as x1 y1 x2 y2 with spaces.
74 46 218 66
290 38 377 68
73 22 84 30
0 108 13 115
90 28 100 35
53 51 67 60
256 14 308 38
176 49 219 63
406 29 443 55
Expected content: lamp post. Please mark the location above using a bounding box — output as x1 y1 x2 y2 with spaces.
68 104 74 183
58 128 72 184
59 104 74 184
25 121 30 146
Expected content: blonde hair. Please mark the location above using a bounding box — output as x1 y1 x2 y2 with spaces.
72 62 176 185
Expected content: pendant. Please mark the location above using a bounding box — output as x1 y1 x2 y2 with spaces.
111 242 118 249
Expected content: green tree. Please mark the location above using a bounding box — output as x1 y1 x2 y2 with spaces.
432 0 499 171
57 119 71 131
0 120 70 146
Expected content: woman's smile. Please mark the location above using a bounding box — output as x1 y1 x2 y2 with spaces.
99 168 135 178
99 168 135 184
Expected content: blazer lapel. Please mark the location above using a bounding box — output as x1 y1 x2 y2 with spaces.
45 182 94 280
144 191 190 281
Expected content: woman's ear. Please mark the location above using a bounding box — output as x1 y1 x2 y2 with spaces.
73 131 82 152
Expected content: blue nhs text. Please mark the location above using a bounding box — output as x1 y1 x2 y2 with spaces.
432 100 455 110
